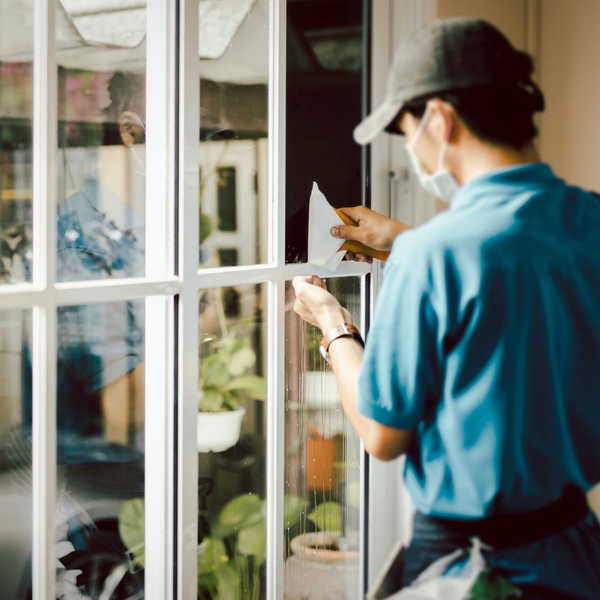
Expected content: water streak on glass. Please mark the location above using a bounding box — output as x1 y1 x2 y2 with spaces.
284 277 362 600
198 284 267 599
199 0 269 269
0 0 34 284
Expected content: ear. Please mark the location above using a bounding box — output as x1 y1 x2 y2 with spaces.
119 111 140 147
427 99 455 144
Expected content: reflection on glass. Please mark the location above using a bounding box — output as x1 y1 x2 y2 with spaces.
56 0 147 282
286 0 365 263
284 277 362 600
199 0 269 269
198 284 267 599
48 300 145 597
0 311 32 598
0 0 34 284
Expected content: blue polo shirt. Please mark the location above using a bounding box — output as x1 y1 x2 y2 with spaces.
358 163 600 519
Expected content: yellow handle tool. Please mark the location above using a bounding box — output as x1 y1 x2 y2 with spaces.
334 208 390 262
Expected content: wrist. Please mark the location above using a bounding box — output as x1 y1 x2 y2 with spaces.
319 309 352 335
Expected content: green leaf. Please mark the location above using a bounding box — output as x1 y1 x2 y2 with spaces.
284 495 306 528
308 502 342 533
118 499 145 567
223 391 243 411
215 562 242 600
228 346 256 376
215 494 265 538
199 389 225 412
222 375 266 401
237 519 266 564
197 538 228 576
468 567 522 599
202 355 230 389
199 213 213 243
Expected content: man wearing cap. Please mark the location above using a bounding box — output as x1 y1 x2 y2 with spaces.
293 17 600 597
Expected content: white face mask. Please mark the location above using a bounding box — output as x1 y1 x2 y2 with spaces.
405 106 459 203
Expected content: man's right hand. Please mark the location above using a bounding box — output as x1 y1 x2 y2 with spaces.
330 206 410 262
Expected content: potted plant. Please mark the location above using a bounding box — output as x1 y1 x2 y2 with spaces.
197 322 266 453
118 493 305 600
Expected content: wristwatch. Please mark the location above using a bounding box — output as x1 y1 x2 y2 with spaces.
320 323 364 365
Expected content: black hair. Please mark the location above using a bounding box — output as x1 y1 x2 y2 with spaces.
398 83 545 150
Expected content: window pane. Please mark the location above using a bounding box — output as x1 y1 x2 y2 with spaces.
198 284 267 598
0 310 33 597
284 277 362 599
199 0 269 269
286 0 365 263
56 0 147 282
53 299 145 597
0 0 34 284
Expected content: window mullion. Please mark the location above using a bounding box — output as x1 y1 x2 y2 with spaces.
178 0 201 598
266 0 287 598
145 0 177 598
32 0 58 598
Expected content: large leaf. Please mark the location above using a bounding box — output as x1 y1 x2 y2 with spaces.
214 494 265 538
197 537 228 575
228 346 256 376
284 495 306 528
222 375 266 401
202 355 230 389
118 499 145 567
237 519 266 564
199 389 225 412
215 562 242 600
308 502 342 533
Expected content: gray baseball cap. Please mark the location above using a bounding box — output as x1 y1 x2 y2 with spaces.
354 18 543 145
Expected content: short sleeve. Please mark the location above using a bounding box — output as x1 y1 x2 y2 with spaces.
357 238 443 430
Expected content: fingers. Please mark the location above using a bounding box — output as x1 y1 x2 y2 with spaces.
337 206 369 222
331 224 362 242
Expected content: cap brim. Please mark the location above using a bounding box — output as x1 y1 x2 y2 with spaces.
353 100 403 145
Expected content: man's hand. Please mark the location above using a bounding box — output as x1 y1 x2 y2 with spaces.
292 275 352 334
330 206 410 263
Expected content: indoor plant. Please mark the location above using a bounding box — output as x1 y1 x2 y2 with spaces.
197 320 266 453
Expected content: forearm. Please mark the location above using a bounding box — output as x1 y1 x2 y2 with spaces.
327 336 377 447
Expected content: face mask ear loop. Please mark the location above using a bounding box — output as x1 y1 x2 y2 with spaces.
408 105 432 150
437 116 453 171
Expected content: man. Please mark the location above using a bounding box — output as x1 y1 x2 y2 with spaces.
293 18 600 598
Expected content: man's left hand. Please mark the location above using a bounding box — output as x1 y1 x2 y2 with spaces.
292 275 352 334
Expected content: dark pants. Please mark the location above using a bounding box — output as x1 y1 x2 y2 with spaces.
403 504 600 600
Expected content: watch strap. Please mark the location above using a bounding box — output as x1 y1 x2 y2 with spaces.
321 323 364 356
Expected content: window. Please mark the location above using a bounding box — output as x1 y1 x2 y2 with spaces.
0 1 374 598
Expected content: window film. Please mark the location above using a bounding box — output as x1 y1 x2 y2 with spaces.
199 0 269 269
198 283 267 599
284 277 362 599
0 310 33 596
0 0 34 284
55 0 148 282
53 299 146 598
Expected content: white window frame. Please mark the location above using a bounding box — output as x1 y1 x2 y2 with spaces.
12 1 378 599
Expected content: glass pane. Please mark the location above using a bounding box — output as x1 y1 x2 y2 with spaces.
53 300 145 597
199 0 269 268
0 0 34 284
284 277 362 599
286 0 366 263
198 284 267 598
56 0 147 282
0 310 33 597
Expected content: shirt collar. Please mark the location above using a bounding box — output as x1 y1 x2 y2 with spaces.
450 163 557 211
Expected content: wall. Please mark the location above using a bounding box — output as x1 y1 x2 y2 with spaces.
537 0 600 191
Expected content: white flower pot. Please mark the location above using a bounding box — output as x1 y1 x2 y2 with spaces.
197 407 246 453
